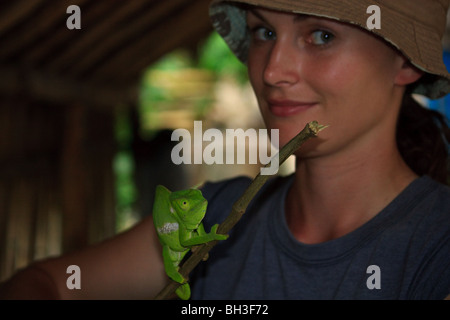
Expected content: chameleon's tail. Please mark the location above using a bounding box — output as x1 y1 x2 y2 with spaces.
175 283 191 300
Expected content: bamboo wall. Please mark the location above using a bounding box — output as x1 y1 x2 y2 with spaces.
0 96 117 281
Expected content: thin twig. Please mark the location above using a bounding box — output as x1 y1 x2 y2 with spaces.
153 121 327 300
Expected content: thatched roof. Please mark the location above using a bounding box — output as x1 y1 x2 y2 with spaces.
0 0 213 108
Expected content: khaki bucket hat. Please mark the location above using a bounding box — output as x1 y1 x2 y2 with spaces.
209 0 450 99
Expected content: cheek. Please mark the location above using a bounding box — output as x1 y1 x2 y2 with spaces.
312 51 395 110
312 34 399 93
306 60 349 97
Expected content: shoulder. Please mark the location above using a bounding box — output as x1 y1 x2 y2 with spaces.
413 176 450 219
402 177 450 299
398 176 450 241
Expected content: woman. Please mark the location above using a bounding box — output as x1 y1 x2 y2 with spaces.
1 0 449 299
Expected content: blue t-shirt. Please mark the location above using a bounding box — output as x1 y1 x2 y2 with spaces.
190 175 450 299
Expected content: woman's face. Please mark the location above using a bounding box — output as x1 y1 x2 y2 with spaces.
247 8 411 158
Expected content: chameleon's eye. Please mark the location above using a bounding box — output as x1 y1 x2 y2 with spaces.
178 199 189 210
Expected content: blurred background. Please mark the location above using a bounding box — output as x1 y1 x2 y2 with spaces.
0 0 449 281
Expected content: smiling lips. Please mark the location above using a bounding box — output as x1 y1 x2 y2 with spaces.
267 99 317 117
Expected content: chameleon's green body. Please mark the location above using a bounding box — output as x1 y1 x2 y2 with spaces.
153 185 227 300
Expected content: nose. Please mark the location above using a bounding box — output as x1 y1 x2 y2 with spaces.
263 39 300 87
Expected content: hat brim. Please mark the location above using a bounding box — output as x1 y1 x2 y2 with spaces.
210 0 450 99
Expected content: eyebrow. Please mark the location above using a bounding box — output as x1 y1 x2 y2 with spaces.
247 8 271 25
294 14 309 22
247 8 308 25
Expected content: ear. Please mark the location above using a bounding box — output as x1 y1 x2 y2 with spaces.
394 58 424 86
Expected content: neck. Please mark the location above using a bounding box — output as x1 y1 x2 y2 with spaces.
285 139 417 244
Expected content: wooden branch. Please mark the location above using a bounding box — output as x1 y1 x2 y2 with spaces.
153 121 328 300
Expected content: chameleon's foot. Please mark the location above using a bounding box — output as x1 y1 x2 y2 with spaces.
210 224 229 241
166 266 187 285
176 283 191 300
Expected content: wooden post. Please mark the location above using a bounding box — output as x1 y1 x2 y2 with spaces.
61 104 88 253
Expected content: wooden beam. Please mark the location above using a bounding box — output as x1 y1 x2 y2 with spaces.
0 0 90 61
0 65 138 109
66 0 188 78
90 0 212 80
41 0 126 70
61 104 88 253
0 0 46 37
47 0 149 71
19 0 92 66
60 104 117 252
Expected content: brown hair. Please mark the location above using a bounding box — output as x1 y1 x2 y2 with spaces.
397 94 450 185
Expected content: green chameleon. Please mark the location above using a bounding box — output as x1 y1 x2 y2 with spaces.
153 185 228 300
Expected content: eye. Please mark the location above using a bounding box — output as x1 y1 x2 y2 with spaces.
250 26 276 41
310 30 334 45
177 199 189 210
